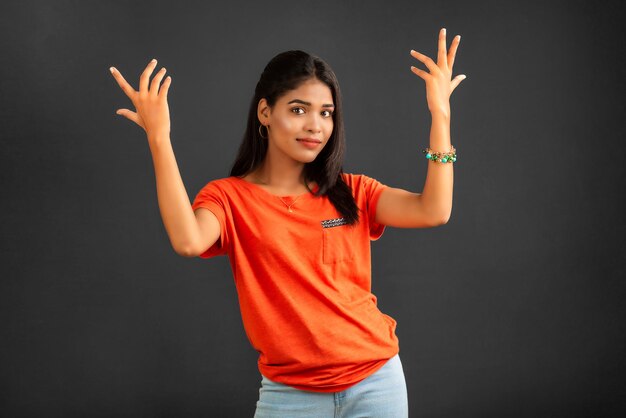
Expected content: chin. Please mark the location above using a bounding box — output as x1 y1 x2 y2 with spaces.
295 155 320 164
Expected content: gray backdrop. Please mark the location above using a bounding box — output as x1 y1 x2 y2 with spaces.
1 0 624 417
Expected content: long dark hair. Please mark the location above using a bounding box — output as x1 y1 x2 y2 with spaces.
229 50 360 225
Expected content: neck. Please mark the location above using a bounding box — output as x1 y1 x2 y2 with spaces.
253 146 308 190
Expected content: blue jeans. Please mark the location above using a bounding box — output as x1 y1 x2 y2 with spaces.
254 354 408 417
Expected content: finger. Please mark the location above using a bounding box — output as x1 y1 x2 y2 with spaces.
437 28 448 69
109 67 137 100
410 50 439 74
159 76 172 100
139 59 158 95
150 67 167 98
448 35 461 71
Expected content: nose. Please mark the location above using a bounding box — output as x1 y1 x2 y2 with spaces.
305 112 322 133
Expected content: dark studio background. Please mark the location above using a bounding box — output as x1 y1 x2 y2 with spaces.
1 0 624 417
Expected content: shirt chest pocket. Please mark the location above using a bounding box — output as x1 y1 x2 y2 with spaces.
322 224 357 264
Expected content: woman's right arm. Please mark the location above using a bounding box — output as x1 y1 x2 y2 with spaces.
110 59 220 257
147 137 221 257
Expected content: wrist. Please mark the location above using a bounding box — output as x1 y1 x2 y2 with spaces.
147 132 171 146
430 109 450 120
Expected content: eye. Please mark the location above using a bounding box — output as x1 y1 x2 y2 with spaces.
291 107 334 118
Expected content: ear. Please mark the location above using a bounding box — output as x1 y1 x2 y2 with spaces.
257 98 271 124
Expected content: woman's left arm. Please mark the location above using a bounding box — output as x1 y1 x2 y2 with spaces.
375 27 466 228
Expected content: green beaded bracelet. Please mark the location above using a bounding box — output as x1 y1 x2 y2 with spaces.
423 146 457 163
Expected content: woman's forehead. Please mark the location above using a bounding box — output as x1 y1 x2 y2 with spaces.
280 80 334 105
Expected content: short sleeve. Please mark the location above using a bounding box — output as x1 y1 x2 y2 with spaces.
191 181 230 258
359 174 389 241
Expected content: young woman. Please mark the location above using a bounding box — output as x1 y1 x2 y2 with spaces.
110 27 464 418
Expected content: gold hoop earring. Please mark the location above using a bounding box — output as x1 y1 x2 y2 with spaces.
258 124 268 139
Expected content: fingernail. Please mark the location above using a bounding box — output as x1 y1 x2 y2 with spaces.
151 58 157 63
109 67 115 73
442 28 446 34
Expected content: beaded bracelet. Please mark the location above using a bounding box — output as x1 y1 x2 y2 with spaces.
423 145 457 163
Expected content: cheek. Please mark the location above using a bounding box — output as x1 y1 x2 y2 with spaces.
325 121 334 136
273 116 296 134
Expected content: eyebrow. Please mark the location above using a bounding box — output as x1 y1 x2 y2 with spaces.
287 99 335 108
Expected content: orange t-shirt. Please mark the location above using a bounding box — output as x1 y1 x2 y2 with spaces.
191 172 400 392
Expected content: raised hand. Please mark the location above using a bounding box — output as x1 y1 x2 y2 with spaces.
109 59 172 139
410 28 466 116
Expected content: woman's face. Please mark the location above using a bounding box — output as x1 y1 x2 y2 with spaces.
258 78 335 164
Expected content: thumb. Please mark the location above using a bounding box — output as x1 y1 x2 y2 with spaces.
451 74 466 93
115 109 142 127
